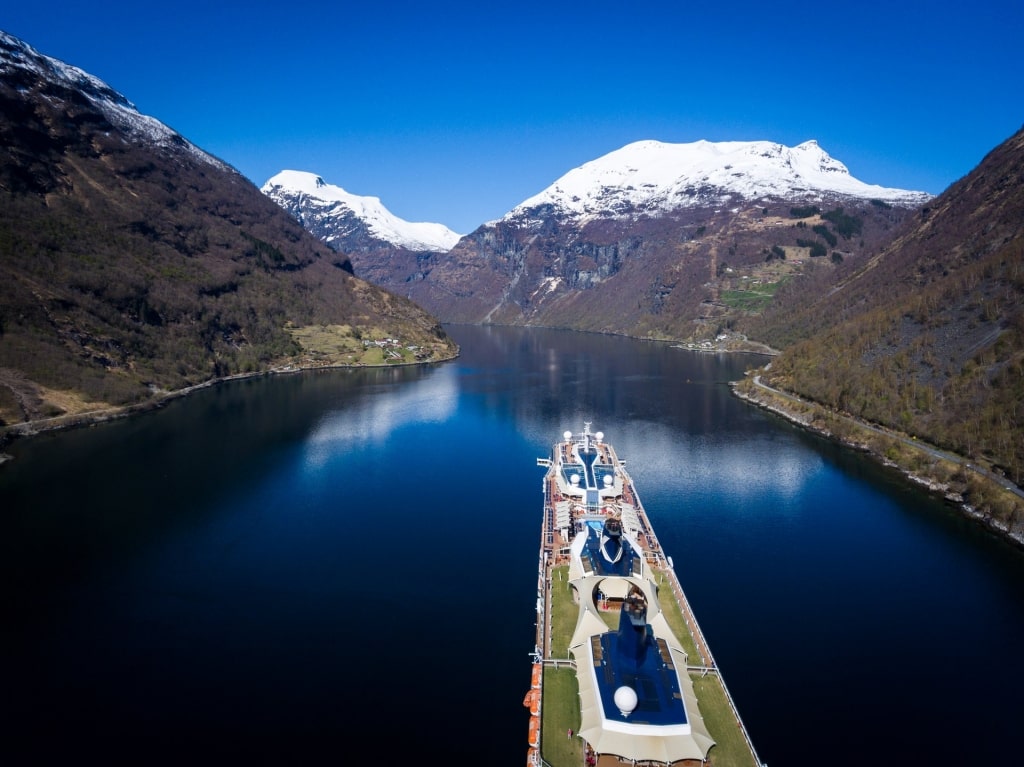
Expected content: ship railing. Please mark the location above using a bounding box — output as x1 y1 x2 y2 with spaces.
539 657 575 670
535 546 549 658
659 562 765 767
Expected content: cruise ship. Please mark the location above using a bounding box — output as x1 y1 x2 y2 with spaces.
528 424 762 767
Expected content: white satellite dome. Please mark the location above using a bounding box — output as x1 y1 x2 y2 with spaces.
563 430 573 441
614 685 638 717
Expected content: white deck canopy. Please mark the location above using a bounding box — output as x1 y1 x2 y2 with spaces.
567 534 715 765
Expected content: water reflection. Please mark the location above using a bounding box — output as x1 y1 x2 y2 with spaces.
1 325 1022 767
303 364 458 467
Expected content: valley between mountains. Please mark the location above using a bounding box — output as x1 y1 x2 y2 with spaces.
2 28 1022 545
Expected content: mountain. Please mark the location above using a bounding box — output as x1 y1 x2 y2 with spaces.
504 139 930 225
261 170 462 293
268 140 930 342
0 33 232 186
262 170 462 252
750 125 1024 495
361 139 930 340
0 31 455 430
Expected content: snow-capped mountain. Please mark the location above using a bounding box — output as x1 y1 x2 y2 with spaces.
0 30 228 172
506 139 931 224
383 139 935 334
0 29 458 412
262 170 463 252
257 141 937 342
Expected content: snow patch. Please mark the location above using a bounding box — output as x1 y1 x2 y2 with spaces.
0 30 229 172
262 170 463 252
506 139 932 224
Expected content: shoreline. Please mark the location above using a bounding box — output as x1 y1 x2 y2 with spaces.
730 375 1024 551
0 350 460 462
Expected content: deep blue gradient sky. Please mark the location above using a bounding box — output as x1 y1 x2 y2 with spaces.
5 1 1022 233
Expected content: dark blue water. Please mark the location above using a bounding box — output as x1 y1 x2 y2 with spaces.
2 325 1022 765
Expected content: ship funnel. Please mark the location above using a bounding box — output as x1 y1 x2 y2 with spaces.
600 516 623 565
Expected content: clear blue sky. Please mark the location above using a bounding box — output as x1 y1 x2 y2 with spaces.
5 1 1022 233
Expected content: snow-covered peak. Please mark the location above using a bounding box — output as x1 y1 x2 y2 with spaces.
261 170 463 252
507 139 932 223
0 30 229 171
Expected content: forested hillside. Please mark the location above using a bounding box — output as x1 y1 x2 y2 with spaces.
749 126 1024 495
0 32 455 429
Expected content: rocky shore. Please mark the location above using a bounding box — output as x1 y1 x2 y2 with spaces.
731 375 1024 550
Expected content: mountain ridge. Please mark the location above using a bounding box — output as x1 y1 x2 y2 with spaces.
505 138 931 226
0 30 228 174
261 170 463 252
263 138 932 250
266 139 933 332
0 30 456 430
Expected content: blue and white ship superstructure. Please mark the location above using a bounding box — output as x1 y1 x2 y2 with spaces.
531 423 737 766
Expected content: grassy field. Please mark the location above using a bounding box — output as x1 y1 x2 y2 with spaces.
720 282 780 312
540 667 585 766
286 324 432 366
547 565 577 659
651 569 702 663
690 674 760 767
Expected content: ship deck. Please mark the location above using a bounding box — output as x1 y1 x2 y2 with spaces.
529 427 762 767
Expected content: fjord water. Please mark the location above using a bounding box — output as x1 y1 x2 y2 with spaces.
2 325 1023 765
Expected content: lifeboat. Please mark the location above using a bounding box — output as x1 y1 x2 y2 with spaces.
531 662 542 689
528 714 540 748
521 688 539 716
527 746 540 766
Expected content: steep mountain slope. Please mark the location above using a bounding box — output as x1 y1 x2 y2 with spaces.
260 146 931 350
383 140 930 341
757 125 1024 489
0 31 455 428
261 170 462 292
262 170 462 252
